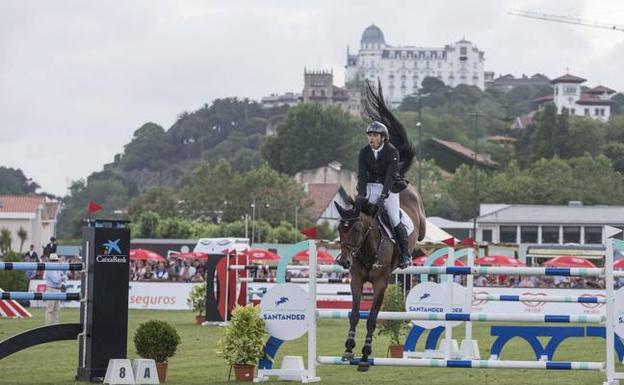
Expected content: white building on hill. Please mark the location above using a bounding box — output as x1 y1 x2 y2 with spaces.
345 24 486 108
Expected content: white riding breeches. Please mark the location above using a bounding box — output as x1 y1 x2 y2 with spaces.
366 183 400 227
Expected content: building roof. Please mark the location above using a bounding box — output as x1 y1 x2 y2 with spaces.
533 94 554 103
587 85 616 95
550 74 586 84
431 138 498 167
361 24 385 45
576 93 613 106
0 195 59 220
511 110 537 130
428 216 473 229
306 184 349 221
477 204 624 225
486 135 518 143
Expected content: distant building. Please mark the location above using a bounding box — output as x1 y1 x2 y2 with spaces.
345 24 486 108
295 161 357 195
486 73 551 92
422 138 498 174
0 195 59 254
305 183 350 229
475 202 624 246
551 73 615 122
302 69 361 116
260 92 301 108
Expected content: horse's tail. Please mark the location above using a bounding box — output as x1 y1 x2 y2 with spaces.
363 79 416 176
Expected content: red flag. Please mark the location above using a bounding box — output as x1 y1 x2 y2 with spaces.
87 201 103 213
300 226 317 239
442 237 456 247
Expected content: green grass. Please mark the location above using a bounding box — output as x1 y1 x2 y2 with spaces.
0 308 615 384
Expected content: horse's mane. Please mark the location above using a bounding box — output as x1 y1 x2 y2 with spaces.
362 80 416 176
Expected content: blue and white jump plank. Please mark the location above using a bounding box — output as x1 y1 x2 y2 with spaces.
318 356 605 370
316 310 605 323
401 266 604 277
1 292 81 301
474 294 605 303
0 262 84 271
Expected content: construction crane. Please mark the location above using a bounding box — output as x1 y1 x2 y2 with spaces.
508 9 624 32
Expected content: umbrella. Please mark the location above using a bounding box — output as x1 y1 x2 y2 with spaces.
244 249 280 263
615 259 624 269
542 256 597 268
413 255 465 267
475 255 526 267
172 252 208 261
130 248 165 262
292 249 336 265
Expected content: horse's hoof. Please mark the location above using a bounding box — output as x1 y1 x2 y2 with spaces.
357 361 370 372
341 352 354 362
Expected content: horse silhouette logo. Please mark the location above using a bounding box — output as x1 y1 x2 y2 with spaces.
275 296 289 307
419 293 431 301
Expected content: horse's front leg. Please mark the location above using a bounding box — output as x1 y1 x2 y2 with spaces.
343 273 363 362
358 278 388 372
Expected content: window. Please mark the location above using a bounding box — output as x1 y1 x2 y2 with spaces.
460 46 467 55
500 226 517 243
595 108 600 116
563 86 577 94
482 229 492 242
584 226 602 244
521 226 538 243
571 108 575 115
563 226 581 244
585 108 590 116
541 226 559 243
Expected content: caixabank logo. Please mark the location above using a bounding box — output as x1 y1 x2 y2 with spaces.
97 239 128 263
260 283 309 341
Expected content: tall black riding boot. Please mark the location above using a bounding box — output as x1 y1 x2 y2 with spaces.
394 223 411 269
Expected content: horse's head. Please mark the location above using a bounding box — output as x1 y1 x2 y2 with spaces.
334 201 365 270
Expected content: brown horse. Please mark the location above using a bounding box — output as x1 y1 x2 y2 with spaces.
334 184 426 371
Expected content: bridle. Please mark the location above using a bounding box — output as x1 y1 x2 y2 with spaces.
337 217 372 262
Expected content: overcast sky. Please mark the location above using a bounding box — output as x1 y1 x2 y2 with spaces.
1 0 624 196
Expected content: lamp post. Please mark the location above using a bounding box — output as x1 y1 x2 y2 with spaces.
468 111 484 241
251 199 256 245
416 89 428 196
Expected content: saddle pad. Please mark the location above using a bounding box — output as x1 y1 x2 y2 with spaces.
380 208 414 241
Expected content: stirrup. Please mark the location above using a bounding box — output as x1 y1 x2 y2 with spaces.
397 256 410 269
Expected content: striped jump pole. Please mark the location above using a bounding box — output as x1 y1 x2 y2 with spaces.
0 262 84 271
239 277 351 284
318 356 605 371
317 310 605 323
1 292 81 301
474 294 606 304
401 266 605 277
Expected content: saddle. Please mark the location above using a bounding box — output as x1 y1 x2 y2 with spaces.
360 201 414 242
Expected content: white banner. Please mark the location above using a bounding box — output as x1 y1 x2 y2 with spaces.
28 280 202 310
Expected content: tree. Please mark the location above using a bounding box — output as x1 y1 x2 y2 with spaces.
563 117 605 158
0 167 40 194
135 211 161 238
0 228 12 254
17 227 28 253
420 76 446 94
120 123 174 171
262 103 361 175
127 187 180 221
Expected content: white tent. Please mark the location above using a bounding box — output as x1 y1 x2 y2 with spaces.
421 219 457 244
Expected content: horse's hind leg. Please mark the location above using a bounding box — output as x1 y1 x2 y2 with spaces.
343 274 363 362
358 279 388 372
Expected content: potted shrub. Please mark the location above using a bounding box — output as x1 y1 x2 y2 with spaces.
218 304 266 382
134 320 181 383
187 282 207 324
377 284 410 358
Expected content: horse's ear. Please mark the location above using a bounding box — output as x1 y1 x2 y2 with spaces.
334 201 347 218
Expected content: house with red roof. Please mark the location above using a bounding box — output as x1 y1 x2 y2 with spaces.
551 73 615 121
0 195 59 254
305 183 350 229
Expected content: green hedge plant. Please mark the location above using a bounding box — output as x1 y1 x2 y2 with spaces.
134 320 181 363
377 284 410 345
218 304 266 365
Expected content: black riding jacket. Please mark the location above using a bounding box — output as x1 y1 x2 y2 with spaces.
356 142 404 198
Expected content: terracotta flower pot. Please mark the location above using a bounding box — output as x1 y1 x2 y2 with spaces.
388 344 404 358
234 364 255 382
156 362 168 383
195 315 206 325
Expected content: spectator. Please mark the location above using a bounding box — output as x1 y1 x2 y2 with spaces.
24 244 39 262
43 237 58 259
154 262 168 280
43 253 66 325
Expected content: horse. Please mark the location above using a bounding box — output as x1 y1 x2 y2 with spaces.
334 184 426 371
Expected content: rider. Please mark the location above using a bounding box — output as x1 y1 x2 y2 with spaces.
356 121 411 269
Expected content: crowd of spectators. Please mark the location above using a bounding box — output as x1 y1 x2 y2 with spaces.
129 259 205 282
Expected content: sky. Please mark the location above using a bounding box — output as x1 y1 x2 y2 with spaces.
1 0 624 196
